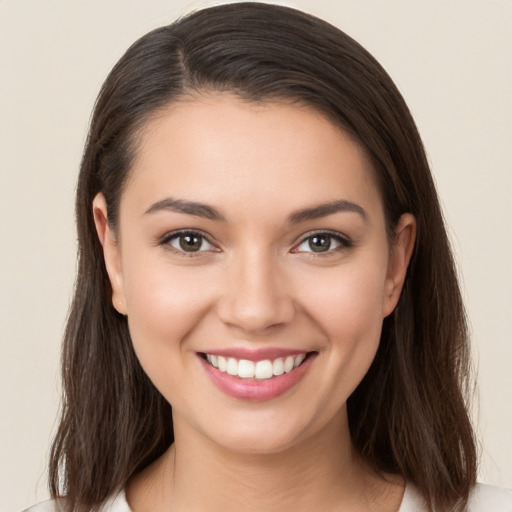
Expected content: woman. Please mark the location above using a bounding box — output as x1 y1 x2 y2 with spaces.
21 2 512 511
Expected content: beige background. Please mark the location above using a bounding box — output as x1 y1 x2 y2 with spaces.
1 0 511 510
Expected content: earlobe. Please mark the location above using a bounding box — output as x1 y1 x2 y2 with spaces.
92 193 127 316
382 213 416 318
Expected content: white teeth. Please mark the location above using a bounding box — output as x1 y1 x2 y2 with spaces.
217 356 227 372
238 359 255 378
284 356 295 373
294 354 306 368
226 357 238 376
205 353 308 380
272 357 284 376
255 360 273 379
206 354 219 368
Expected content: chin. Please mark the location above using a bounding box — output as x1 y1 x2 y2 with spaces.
194 405 339 457
210 428 307 456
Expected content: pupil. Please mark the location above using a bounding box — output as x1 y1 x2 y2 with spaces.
309 235 331 252
180 235 202 251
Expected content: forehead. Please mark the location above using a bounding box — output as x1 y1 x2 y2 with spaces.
124 94 383 221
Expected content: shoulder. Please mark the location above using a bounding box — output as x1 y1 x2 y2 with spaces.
19 489 131 512
467 483 512 511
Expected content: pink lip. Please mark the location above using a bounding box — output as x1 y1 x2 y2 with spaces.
200 347 308 362
199 352 316 401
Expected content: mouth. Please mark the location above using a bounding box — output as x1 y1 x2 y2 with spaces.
200 352 310 380
199 351 317 401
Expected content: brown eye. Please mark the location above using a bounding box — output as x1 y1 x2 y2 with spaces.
293 232 351 254
308 235 332 252
179 234 203 252
165 231 216 253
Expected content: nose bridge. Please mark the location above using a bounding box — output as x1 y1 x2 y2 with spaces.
218 244 294 333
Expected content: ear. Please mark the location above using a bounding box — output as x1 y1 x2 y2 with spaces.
92 193 127 316
382 213 416 318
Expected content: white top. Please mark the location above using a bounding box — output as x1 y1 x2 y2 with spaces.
20 483 512 512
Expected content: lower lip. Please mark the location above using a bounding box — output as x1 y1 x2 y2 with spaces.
200 354 316 401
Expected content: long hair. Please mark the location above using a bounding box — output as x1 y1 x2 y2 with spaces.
49 3 476 511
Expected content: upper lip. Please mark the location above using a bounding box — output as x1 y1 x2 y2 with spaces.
199 347 311 362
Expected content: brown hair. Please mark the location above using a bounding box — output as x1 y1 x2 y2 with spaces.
49 3 476 511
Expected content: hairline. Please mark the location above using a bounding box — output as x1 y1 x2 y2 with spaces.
111 88 391 235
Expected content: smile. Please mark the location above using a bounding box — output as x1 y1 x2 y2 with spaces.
199 350 317 401
204 353 307 380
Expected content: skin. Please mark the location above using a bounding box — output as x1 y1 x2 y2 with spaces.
93 94 416 512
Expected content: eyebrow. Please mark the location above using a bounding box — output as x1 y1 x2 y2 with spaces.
144 197 366 223
144 198 226 221
287 199 367 224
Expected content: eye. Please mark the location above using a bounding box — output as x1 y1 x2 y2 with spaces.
162 231 217 254
293 232 351 254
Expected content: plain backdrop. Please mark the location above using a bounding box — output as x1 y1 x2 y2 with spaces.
1 1 511 510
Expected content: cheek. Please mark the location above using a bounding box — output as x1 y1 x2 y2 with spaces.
121 255 217 383
297 258 387 381
301 260 387 335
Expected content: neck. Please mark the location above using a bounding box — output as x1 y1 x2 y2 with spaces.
127 408 403 512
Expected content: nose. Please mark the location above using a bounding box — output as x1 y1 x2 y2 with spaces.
216 249 295 334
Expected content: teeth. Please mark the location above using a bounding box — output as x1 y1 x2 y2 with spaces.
217 356 227 372
272 357 284 376
284 356 295 373
294 354 306 368
238 359 255 378
205 353 308 380
206 354 219 368
226 357 238 375
255 360 273 379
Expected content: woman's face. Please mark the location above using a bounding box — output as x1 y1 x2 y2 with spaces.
95 94 414 454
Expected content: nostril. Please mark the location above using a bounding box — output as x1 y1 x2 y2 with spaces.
217 296 295 334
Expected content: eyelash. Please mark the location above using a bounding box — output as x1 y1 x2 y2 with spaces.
292 230 353 255
158 229 353 257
